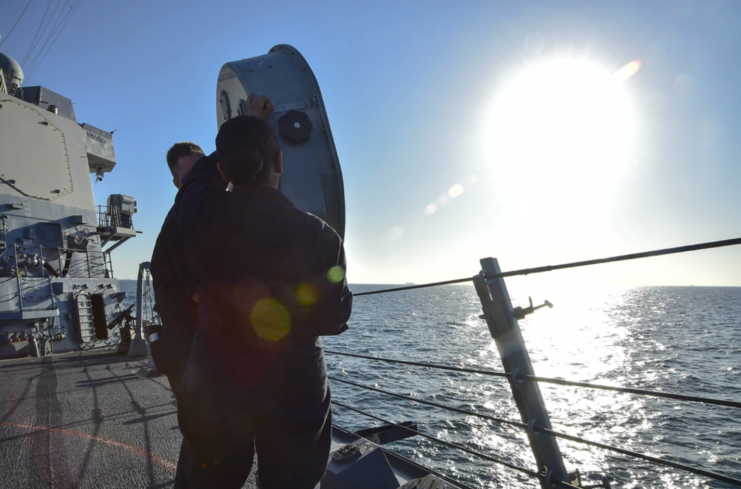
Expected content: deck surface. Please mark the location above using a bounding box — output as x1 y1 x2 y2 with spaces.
0 350 257 488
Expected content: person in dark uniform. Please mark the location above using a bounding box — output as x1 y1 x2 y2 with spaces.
151 97 274 447
151 97 275 400
150 142 207 401
173 115 352 489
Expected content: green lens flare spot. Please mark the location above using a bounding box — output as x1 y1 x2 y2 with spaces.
327 266 345 284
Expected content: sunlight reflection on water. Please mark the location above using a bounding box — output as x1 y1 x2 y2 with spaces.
326 284 741 489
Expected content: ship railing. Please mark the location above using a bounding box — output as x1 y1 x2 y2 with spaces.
1 243 114 280
97 204 123 229
0 69 7 95
0 243 115 319
327 236 741 489
51 246 112 278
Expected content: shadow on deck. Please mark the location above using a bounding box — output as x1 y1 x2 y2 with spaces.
0 351 257 488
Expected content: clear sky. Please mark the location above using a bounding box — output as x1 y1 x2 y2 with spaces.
2 0 740 287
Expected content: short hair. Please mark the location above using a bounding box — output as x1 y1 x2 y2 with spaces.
215 116 280 185
166 141 204 175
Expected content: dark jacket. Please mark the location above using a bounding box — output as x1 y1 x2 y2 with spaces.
150 205 197 381
150 152 222 382
175 156 352 423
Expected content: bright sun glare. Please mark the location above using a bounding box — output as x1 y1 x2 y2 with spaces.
489 59 637 217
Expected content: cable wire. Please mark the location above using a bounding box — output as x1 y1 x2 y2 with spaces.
333 376 741 487
331 400 576 488
354 236 741 297
326 350 741 409
22 0 54 65
524 374 741 409
0 0 34 49
489 236 741 280
541 427 741 487
25 0 82 82
23 0 67 72
354 276 475 296
328 375 525 429
325 349 509 378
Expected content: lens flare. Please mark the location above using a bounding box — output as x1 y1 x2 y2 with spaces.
448 184 463 198
613 60 641 83
250 298 291 341
424 203 438 215
296 283 318 306
327 266 345 283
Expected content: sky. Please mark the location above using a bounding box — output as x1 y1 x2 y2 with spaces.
1 0 740 288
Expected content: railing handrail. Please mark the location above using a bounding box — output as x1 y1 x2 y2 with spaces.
325 350 741 409
354 236 741 297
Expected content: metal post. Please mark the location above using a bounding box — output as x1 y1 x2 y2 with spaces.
48 276 56 311
13 244 22 314
106 251 114 278
128 261 150 357
474 257 569 488
85 250 91 277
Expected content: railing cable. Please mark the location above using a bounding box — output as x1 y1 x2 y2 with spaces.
325 350 509 378
326 350 741 409
354 276 474 296
524 375 741 409
332 376 741 487
332 400 577 488
354 236 741 297
541 427 741 487
488 236 741 280
328 375 525 430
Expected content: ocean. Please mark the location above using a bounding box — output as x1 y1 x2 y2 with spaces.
121 281 741 488
325 284 741 489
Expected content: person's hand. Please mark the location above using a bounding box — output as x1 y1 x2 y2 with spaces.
245 93 274 120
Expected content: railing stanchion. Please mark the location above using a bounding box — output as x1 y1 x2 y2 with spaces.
475 257 569 488
128 261 149 357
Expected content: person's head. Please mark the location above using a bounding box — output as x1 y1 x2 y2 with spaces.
166 141 205 188
215 116 282 188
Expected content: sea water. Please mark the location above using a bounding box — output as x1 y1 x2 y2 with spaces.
121 281 740 488
325 285 741 489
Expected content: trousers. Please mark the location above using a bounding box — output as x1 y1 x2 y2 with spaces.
173 404 332 489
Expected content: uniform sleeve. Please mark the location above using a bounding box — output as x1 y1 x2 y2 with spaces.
308 219 352 335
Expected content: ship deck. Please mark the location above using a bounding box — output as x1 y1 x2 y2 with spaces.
0 350 258 488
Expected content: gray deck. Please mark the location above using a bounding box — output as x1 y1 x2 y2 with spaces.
0 350 257 488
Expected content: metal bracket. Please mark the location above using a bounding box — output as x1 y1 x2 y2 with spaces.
513 297 553 320
511 367 525 385
544 469 557 489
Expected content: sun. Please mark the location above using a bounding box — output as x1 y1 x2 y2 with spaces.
487 59 637 217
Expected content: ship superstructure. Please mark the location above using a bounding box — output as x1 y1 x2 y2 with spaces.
0 52 136 359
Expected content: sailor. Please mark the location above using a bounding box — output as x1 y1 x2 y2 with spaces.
150 96 273 426
174 115 352 489
150 141 207 401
